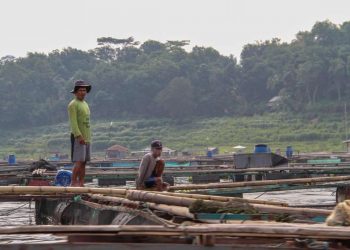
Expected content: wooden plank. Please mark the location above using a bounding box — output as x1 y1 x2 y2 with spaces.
1 223 350 240
0 243 291 250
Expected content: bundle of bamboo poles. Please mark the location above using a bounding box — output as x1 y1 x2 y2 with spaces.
125 190 330 217
0 185 331 219
0 186 330 216
0 186 284 206
154 191 288 206
169 175 350 191
88 194 194 219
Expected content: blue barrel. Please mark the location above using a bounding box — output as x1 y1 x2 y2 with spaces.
254 144 268 153
286 146 293 158
207 150 213 158
54 170 72 186
8 154 16 165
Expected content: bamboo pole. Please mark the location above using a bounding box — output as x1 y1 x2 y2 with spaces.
0 186 127 196
88 194 194 219
2 224 350 239
155 191 288 206
127 190 193 207
88 194 139 206
169 175 350 191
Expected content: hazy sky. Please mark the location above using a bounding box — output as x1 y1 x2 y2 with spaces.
1 0 350 58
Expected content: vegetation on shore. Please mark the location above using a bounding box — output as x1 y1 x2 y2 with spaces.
0 113 346 159
1 20 350 158
1 20 350 129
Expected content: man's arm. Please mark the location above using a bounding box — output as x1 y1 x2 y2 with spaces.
68 104 84 143
136 155 150 189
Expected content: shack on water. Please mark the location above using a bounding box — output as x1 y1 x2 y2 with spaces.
106 144 129 159
343 140 350 153
131 147 176 157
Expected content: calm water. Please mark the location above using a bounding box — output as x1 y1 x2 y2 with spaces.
0 201 66 244
0 182 336 244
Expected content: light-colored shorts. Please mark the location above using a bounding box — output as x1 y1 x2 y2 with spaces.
70 134 91 162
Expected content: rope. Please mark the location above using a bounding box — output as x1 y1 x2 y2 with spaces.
78 199 177 227
295 238 329 250
0 203 28 216
140 206 177 227
254 191 266 199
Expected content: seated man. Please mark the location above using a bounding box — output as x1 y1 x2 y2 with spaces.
136 140 169 191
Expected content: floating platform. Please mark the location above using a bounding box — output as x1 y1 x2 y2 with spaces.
0 184 348 249
3 223 350 249
5 162 350 187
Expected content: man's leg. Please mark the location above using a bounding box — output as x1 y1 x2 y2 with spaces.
79 162 86 187
71 136 87 187
78 143 90 187
154 159 165 177
72 161 82 186
154 160 165 191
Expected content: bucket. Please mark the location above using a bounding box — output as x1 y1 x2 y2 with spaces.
207 151 213 158
286 146 293 158
8 154 16 165
254 144 268 153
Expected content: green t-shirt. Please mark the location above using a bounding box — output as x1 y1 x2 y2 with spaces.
68 98 91 143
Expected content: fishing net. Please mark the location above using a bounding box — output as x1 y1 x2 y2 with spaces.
189 199 257 214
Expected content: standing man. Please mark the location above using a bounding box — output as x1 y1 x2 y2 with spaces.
68 80 92 187
136 140 169 191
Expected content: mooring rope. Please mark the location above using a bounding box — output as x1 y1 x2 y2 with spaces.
0 203 28 216
78 199 177 227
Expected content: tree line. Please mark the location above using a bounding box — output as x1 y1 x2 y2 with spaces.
1 20 350 129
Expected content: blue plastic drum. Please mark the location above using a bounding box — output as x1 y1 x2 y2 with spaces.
254 144 269 153
286 146 293 158
8 154 16 165
54 170 72 186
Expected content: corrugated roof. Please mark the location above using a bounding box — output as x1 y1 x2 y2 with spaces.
106 144 129 152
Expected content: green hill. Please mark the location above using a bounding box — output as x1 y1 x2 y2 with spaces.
1 20 350 131
0 113 346 159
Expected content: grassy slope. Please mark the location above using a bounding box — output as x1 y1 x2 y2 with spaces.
0 113 347 159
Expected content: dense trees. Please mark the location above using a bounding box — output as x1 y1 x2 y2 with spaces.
1 20 350 129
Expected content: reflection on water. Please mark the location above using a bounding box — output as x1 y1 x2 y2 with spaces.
244 188 336 206
0 202 66 244
0 202 34 226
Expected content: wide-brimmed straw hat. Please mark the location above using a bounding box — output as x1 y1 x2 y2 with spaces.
70 80 92 93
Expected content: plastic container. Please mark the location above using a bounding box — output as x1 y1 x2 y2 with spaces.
54 170 72 186
286 146 293 158
207 150 213 158
254 144 269 153
8 154 16 165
